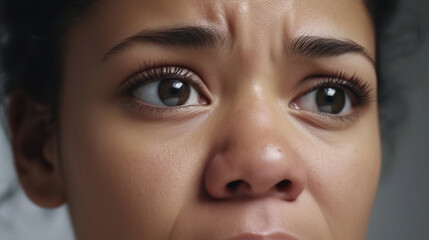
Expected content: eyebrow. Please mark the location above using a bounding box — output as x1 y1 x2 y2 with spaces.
289 35 375 65
102 26 229 62
102 26 374 65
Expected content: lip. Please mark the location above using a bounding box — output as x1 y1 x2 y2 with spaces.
226 232 299 240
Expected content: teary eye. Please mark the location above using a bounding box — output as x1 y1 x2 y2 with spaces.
133 78 200 107
295 87 352 115
290 72 373 120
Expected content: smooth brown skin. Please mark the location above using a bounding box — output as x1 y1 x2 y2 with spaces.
8 0 380 239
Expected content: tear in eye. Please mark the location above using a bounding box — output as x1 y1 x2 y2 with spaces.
293 87 352 115
132 79 201 107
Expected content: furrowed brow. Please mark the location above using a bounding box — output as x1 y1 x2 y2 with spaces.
289 35 375 65
102 26 229 62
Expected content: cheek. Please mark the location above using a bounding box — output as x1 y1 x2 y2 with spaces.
304 113 381 239
59 103 208 239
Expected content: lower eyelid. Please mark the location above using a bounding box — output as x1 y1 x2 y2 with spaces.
289 109 362 130
122 97 196 119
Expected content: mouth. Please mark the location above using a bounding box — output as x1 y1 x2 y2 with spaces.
226 232 299 240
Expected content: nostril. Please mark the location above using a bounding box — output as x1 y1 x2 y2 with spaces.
276 180 291 191
226 180 243 192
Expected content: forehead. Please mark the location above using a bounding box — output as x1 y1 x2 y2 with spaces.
68 0 374 62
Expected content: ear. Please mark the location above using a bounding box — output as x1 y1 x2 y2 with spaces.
7 92 66 208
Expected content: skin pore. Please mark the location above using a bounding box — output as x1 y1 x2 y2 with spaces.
9 0 380 239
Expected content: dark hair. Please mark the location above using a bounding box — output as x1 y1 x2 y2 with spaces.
0 0 397 117
0 0 97 118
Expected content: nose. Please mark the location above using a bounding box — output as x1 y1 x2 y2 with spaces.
204 95 307 201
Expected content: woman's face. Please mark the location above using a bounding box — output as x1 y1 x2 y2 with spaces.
59 0 380 239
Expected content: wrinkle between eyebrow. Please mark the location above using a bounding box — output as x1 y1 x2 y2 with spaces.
289 35 375 65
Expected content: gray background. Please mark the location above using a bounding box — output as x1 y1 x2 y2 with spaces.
0 0 428 239
367 0 429 239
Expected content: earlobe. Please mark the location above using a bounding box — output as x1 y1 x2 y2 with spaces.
8 93 66 208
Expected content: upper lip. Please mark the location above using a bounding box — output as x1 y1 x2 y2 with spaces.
226 232 299 240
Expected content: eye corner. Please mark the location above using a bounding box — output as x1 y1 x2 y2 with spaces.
288 100 300 111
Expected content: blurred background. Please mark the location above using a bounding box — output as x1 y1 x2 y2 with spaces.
367 0 429 239
0 0 428 239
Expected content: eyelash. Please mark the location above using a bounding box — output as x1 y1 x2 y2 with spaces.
124 62 196 90
299 70 374 123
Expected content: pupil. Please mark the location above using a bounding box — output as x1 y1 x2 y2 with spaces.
316 87 345 114
158 79 190 106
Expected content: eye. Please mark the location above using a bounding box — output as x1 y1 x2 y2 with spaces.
293 87 352 115
133 78 201 107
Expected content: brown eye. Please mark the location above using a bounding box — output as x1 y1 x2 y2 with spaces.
132 78 200 107
315 87 346 114
293 87 352 115
158 79 190 106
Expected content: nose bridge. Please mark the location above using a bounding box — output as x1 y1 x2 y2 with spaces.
232 83 273 126
226 86 283 153
204 86 307 200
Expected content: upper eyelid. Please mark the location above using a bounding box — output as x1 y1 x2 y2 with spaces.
310 78 368 95
296 72 372 97
293 70 358 90
125 65 194 85
121 65 191 90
